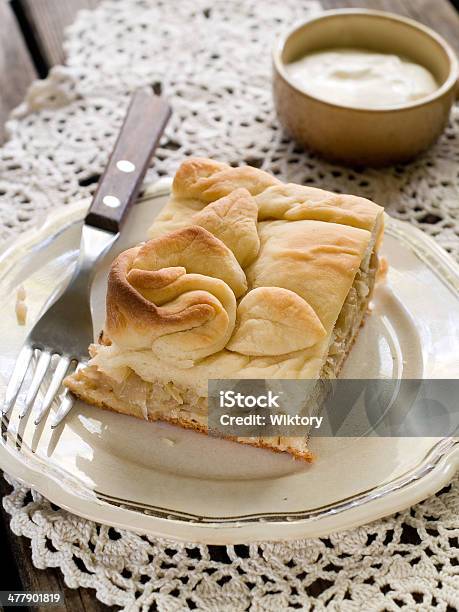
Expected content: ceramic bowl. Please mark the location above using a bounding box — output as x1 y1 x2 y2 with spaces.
273 9 459 166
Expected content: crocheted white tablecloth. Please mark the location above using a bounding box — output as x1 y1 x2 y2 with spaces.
1 1 459 610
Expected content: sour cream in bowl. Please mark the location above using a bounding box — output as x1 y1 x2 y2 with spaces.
273 9 459 166
286 48 439 109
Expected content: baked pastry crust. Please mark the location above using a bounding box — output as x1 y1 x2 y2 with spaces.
65 158 384 461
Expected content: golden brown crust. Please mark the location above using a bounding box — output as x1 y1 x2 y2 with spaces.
247 219 371 332
172 157 281 202
105 226 247 361
191 188 260 266
227 286 326 356
138 158 384 365
255 183 384 244
65 157 385 460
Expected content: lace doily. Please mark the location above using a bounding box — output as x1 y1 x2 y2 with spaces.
1 0 459 610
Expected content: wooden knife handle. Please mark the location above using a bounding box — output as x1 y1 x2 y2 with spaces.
85 88 172 233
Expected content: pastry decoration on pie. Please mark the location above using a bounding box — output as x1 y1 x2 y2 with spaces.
65 158 384 461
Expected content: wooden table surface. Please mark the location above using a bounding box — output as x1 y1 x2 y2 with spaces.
1 0 459 610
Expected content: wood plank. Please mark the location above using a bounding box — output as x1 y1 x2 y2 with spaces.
321 0 459 55
0 0 36 144
0 476 111 611
19 0 101 67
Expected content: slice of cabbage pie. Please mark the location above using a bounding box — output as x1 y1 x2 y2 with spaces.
65 158 384 460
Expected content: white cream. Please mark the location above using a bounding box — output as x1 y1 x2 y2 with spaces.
286 48 438 109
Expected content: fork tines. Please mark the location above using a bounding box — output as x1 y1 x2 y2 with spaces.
2 346 77 427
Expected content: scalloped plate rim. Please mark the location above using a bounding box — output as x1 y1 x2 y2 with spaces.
0 178 458 544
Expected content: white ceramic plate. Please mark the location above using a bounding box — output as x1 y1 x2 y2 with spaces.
1 180 458 544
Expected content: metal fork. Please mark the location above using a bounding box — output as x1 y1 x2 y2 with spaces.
2 88 171 429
